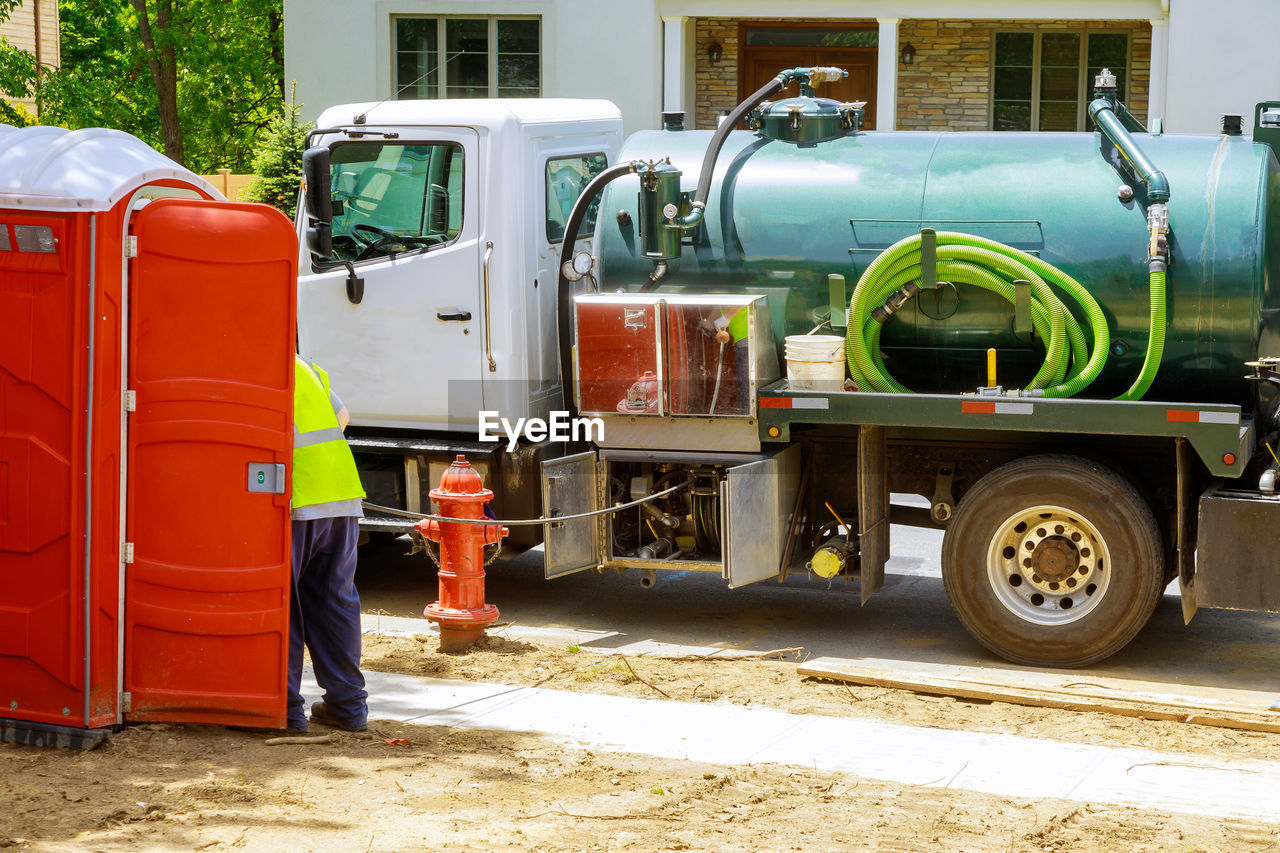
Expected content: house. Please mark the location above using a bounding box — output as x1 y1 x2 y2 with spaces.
0 0 59 119
285 1 1280 136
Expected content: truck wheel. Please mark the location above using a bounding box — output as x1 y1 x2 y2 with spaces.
941 454 1163 668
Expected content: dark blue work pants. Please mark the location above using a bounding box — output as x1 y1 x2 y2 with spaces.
289 516 367 729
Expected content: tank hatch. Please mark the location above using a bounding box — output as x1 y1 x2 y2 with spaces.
749 96 864 145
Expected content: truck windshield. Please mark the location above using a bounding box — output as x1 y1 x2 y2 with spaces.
324 141 463 262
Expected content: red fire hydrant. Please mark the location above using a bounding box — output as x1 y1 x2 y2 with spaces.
414 455 505 652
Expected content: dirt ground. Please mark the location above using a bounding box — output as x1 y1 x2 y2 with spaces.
3 633 1278 852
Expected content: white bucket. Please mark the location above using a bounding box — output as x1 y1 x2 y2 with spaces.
784 334 845 391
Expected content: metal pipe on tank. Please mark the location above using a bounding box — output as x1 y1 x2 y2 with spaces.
1088 70 1170 203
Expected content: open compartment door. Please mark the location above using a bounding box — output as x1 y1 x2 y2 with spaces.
124 198 297 727
721 445 801 588
541 451 600 579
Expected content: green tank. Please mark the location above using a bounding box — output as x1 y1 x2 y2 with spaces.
595 125 1280 407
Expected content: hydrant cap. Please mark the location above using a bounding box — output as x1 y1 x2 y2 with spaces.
433 454 491 500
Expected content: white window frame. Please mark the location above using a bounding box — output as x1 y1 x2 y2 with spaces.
393 15 542 100
989 29 1133 132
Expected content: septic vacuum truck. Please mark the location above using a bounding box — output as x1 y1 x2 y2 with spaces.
298 67 1280 667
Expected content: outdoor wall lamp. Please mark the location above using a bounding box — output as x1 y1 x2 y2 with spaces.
900 43 916 65
708 41 723 64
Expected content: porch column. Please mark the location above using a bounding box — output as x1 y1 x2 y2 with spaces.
661 15 692 122
1147 17 1168 130
876 17 900 131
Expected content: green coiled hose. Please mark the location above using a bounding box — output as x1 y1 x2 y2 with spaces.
845 232 1165 399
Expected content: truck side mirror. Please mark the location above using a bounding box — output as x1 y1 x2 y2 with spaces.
302 147 333 222
306 220 333 258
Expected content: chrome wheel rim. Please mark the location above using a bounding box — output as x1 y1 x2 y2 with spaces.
986 504 1112 626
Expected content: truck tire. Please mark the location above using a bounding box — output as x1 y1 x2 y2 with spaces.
940 454 1163 668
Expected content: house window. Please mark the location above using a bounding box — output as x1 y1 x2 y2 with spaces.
992 31 1129 131
395 17 540 99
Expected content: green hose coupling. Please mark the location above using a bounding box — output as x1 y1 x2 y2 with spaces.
871 281 921 324
1146 203 1170 262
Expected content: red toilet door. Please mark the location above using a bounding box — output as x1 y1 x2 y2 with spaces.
123 197 297 727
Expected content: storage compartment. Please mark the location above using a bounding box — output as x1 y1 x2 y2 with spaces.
573 293 778 420
1194 484 1280 612
541 446 800 588
574 297 663 416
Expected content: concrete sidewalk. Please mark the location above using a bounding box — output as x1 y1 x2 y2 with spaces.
302 666 1280 825
360 612 782 659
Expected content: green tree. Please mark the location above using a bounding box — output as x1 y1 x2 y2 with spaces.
241 94 311 220
0 0 283 172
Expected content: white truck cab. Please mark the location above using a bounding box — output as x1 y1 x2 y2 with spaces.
297 99 622 542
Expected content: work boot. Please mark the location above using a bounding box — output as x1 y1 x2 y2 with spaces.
310 700 367 732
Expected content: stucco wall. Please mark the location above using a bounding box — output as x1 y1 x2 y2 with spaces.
284 0 664 135
1165 0 1280 133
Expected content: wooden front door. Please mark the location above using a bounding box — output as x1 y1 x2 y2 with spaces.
740 46 878 130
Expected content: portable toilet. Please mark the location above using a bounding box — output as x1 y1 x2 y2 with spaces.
0 125 298 747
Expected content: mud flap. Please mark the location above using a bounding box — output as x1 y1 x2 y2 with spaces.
858 425 888 604
1176 438 1198 624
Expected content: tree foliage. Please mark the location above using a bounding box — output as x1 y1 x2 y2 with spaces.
240 93 311 220
0 0 284 172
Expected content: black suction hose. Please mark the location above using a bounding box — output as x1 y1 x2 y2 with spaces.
556 161 639 416
674 74 787 229
556 74 790 414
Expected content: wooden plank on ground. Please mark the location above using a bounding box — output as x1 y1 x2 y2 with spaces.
799 656 1280 735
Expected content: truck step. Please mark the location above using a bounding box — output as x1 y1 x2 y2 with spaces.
359 516 418 534
347 435 497 456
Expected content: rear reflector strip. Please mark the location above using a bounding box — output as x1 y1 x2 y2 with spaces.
761 397 829 409
960 401 1034 415
1166 409 1239 424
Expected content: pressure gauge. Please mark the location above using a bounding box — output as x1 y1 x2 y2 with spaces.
561 250 594 281
662 203 679 220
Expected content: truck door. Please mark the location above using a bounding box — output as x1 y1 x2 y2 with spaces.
297 130 481 430
123 198 296 727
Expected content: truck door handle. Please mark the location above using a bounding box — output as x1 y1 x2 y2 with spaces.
483 241 496 372
436 309 472 322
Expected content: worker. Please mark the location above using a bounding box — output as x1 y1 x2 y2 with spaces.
289 354 369 732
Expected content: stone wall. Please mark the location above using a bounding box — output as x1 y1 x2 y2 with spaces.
694 18 741 129
692 18 1151 132
898 19 1150 131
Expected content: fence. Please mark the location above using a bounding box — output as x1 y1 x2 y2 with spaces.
199 169 254 202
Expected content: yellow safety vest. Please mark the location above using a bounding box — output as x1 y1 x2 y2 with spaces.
293 356 366 509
